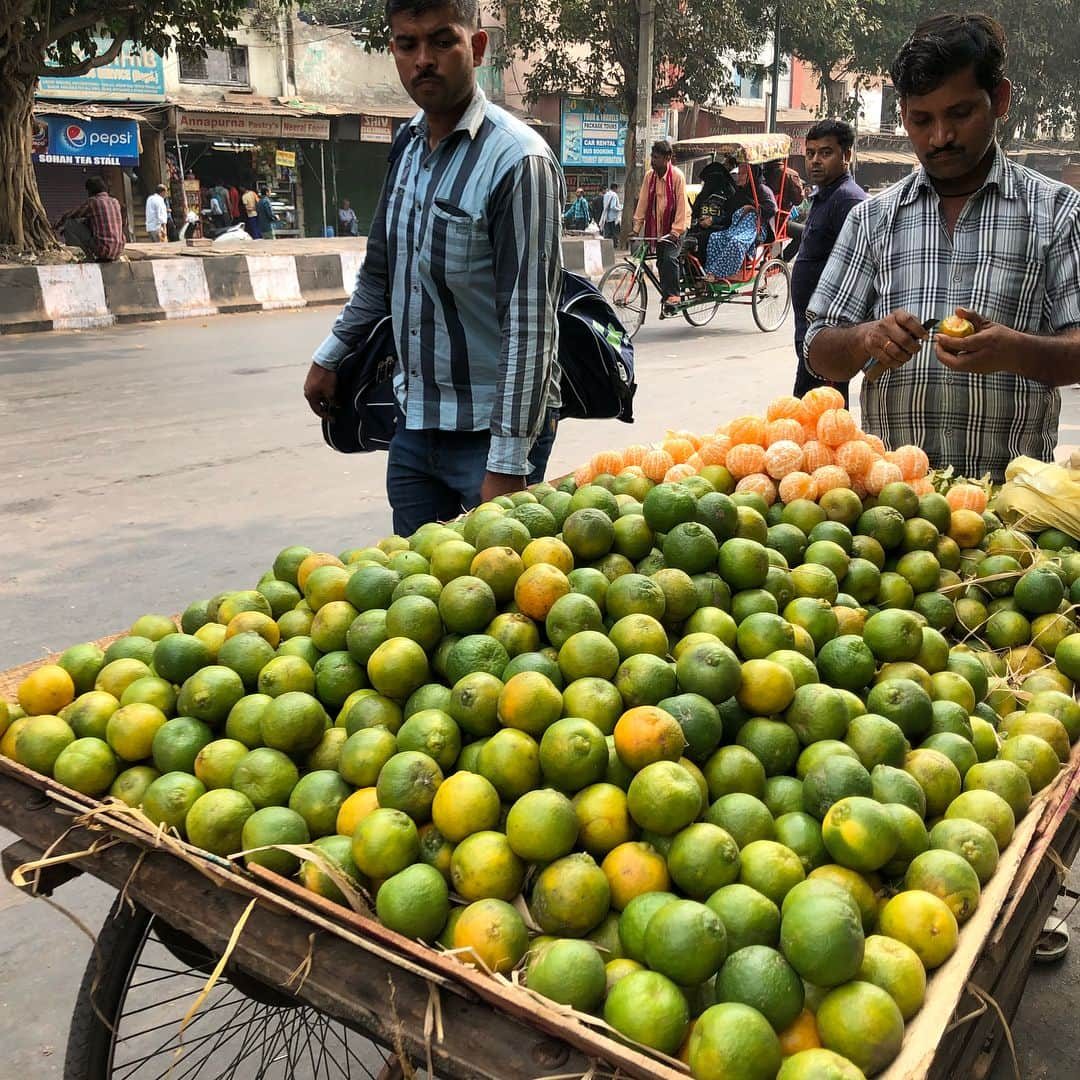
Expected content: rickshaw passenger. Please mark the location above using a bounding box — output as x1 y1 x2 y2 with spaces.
703 163 776 281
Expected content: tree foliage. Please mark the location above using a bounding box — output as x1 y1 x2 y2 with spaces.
0 1 251 250
777 0 1080 144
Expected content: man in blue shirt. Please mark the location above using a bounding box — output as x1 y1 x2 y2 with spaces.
304 0 563 536
791 119 867 404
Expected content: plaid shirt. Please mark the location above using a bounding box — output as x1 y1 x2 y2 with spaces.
805 146 1080 479
314 89 564 475
77 192 126 260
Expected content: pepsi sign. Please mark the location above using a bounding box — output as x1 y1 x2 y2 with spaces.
32 116 139 166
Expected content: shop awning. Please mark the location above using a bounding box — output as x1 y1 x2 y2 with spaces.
33 102 152 124
712 105 818 125
855 148 918 166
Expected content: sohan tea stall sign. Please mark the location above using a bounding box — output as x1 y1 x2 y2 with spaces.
32 116 140 167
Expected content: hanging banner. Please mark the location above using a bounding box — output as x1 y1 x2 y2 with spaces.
32 116 140 166
38 39 165 102
275 149 297 168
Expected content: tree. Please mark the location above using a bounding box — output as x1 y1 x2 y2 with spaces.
781 0 1080 146
772 0 922 120
300 0 767 237
504 0 767 237
1 3 249 252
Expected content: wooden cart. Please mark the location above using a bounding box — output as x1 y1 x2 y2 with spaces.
2 648 1078 1080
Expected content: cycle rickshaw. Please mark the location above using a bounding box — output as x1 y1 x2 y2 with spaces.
599 132 794 337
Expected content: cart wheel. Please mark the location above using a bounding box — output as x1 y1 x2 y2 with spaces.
751 257 792 332
64 896 417 1079
599 262 647 339
682 296 722 327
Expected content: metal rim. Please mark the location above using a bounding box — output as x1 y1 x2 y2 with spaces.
103 913 405 1079
599 263 646 339
751 258 792 332
682 297 722 326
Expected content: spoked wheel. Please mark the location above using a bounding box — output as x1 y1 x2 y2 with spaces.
65 897 414 1080
751 257 792 332
682 294 722 327
599 262 647 339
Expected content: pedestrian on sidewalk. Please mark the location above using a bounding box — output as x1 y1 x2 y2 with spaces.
305 0 563 537
805 12 1080 481
632 140 690 313
256 187 277 238
210 180 231 230
600 183 623 241
564 188 592 231
55 177 126 261
145 184 169 242
790 119 866 404
241 184 261 238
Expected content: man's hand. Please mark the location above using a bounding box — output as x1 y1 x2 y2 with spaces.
304 363 338 419
935 308 1021 375
858 309 929 378
480 471 526 503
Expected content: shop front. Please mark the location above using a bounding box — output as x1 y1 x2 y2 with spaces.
33 39 167 237
168 106 332 237
31 109 150 234
310 111 413 237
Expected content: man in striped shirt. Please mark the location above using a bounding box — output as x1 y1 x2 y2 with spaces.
305 0 562 535
805 13 1080 481
56 177 126 262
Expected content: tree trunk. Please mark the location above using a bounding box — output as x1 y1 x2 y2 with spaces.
0 15 59 252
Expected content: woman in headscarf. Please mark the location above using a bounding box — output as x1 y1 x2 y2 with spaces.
703 163 777 281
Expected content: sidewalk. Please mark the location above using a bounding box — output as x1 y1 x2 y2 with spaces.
0 235 614 335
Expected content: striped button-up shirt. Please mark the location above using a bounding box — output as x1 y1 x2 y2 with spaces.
313 89 564 475
805 146 1080 479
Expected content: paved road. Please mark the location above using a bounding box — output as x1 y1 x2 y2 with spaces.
1 303 1077 1076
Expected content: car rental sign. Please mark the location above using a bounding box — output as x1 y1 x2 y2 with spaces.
32 116 140 166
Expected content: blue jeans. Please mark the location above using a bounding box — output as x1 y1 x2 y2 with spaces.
386 409 559 537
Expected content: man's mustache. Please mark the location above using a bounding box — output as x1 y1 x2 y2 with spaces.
928 145 962 158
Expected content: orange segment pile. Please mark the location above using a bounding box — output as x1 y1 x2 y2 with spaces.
568 392 933 498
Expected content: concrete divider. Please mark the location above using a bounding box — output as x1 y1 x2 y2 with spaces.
37 264 113 330
151 260 217 319
0 267 49 334
1 237 616 335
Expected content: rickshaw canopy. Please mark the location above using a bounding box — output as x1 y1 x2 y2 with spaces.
672 132 793 165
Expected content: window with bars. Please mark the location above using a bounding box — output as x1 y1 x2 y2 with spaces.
178 46 250 86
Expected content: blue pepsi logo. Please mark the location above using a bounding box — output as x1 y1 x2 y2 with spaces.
66 124 87 148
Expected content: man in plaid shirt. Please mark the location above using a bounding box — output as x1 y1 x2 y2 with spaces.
805 13 1080 481
56 177 126 262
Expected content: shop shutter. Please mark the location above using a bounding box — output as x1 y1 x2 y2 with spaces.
33 162 94 221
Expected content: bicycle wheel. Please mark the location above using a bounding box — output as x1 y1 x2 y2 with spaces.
599 263 647 339
682 296 722 327
65 896 410 1079
751 257 792 332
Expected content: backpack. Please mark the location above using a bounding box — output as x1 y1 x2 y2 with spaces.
321 127 637 454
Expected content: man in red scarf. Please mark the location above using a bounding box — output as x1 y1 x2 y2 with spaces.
632 140 690 311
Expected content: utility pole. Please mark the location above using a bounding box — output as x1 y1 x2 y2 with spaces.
624 0 655 244
768 1 782 133
636 0 655 159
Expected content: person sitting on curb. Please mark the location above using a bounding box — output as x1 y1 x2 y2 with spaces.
55 177 126 262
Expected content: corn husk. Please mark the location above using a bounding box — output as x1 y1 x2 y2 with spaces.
996 456 1080 537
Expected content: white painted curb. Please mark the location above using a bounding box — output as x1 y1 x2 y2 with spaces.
245 254 306 309
152 261 218 319
36 265 113 330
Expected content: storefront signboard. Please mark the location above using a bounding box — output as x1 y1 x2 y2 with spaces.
561 99 627 168
360 115 394 143
32 115 140 166
38 39 165 102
